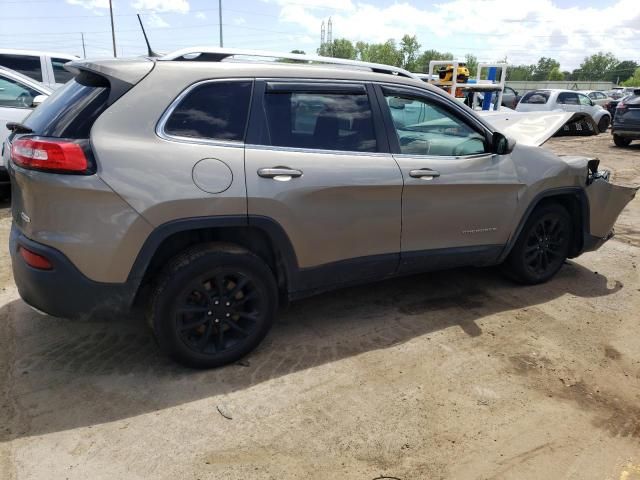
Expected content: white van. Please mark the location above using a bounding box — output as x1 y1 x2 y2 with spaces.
0 49 78 89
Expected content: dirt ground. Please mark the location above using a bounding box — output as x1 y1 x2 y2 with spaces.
1 134 639 480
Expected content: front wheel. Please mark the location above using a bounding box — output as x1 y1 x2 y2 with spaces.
613 134 632 147
503 204 572 285
148 244 278 368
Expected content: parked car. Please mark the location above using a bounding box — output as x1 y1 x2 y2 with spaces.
612 89 640 147
0 66 51 198
4 49 637 368
580 90 613 107
604 94 630 118
516 89 611 133
0 49 77 90
607 89 627 100
502 85 521 109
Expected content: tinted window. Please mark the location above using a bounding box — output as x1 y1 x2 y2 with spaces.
0 54 42 82
24 71 109 138
263 90 377 152
0 74 41 109
383 91 486 156
588 92 597 99
164 81 252 141
52 57 74 84
557 92 579 105
521 91 550 104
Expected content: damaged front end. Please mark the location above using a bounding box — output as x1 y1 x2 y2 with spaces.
583 158 638 252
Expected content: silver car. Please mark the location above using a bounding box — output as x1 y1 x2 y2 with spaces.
4 49 637 368
516 89 612 133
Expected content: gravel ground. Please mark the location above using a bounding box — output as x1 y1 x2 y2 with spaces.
1 134 639 480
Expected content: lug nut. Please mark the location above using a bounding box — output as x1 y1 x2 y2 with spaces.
208 311 212 316
226 313 231 317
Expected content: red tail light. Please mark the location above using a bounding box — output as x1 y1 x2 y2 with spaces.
11 137 89 173
19 246 53 270
617 102 627 112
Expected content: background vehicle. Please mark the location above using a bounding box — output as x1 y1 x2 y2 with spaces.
612 89 640 147
604 94 629 118
516 89 611 133
4 49 636 368
0 66 51 198
580 90 613 107
0 49 77 89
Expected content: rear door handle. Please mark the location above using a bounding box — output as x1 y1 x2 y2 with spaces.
257 167 303 179
409 168 440 179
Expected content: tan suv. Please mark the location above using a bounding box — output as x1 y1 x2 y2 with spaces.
3 49 637 368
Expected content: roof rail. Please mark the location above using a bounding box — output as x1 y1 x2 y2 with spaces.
158 47 420 80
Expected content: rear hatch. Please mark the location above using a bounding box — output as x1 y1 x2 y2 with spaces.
4 58 154 235
614 93 640 128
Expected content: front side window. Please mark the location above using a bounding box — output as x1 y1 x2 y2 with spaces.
0 75 40 109
263 89 377 152
0 54 42 82
164 81 253 141
578 94 592 106
52 58 74 84
383 91 486 156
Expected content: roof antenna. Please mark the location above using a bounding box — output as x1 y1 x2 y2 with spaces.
137 13 160 57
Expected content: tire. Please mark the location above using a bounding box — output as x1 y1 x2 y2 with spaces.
147 243 278 368
503 204 572 285
597 116 609 133
613 135 632 148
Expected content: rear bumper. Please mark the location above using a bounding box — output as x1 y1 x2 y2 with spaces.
612 128 640 139
10 224 136 319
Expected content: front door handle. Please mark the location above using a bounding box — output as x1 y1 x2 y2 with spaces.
257 167 303 180
409 168 441 179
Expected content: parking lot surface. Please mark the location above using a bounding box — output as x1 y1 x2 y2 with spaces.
1 135 639 480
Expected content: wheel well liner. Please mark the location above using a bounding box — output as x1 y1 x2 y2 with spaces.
499 187 589 262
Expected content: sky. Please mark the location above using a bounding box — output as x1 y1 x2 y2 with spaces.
0 0 638 70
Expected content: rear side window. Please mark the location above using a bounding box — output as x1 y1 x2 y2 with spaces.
0 54 42 82
52 58 74 84
24 71 110 138
164 81 252 141
262 90 377 152
520 91 550 104
557 92 579 105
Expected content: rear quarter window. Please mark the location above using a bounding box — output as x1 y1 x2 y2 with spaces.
163 81 253 141
24 70 110 138
520 91 550 104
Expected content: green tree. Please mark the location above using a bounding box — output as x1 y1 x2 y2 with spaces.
361 40 401 66
532 57 560 81
506 65 535 81
608 60 639 84
577 52 618 80
317 38 356 59
464 54 478 77
621 67 640 87
414 49 454 73
548 67 564 81
399 34 421 71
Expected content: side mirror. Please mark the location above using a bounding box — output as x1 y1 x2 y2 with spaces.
31 95 48 107
492 132 516 155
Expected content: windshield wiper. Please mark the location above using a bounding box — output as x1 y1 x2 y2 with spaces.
6 122 33 134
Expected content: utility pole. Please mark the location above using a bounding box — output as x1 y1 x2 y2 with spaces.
327 17 332 56
320 20 325 50
218 0 223 47
108 0 117 57
81 32 86 58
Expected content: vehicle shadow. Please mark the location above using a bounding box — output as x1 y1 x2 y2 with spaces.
0 261 623 441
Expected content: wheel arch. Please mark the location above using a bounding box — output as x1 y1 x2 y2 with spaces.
499 187 589 262
128 216 299 305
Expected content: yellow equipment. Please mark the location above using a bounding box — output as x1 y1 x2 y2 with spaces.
437 63 470 84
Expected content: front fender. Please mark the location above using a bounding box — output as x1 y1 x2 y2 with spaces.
586 175 638 240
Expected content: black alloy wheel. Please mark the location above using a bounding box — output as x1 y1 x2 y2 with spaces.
149 245 277 368
503 204 571 284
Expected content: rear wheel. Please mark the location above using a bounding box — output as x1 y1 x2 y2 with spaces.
503 204 572 285
613 135 632 147
148 244 278 368
597 116 609 133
